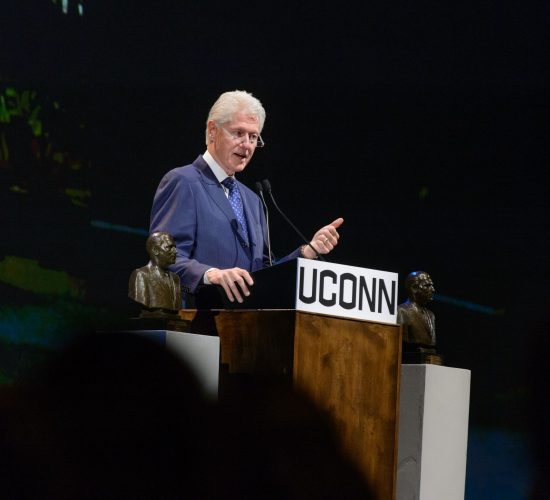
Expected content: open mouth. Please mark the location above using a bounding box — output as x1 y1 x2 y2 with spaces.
234 152 247 160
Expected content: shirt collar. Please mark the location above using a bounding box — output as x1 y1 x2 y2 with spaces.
203 150 233 183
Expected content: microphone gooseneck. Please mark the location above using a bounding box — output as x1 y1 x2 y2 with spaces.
261 179 324 261
255 181 273 266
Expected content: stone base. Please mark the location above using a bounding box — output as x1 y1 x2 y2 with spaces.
397 364 471 500
126 316 192 333
126 327 219 400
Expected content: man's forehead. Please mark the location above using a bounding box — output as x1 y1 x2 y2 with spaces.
230 111 260 126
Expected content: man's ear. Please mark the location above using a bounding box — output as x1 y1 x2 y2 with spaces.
207 120 217 140
152 247 160 256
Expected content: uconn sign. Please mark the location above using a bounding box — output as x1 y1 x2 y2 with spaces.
295 258 398 324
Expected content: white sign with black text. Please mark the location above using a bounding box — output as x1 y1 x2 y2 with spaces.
295 258 399 324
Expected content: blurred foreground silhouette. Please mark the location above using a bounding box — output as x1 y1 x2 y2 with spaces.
0 331 373 499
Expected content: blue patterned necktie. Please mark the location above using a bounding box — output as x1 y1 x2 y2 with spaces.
221 177 249 246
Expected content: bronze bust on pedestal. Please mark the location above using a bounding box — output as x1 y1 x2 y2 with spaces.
128 232 182 318
397 271 442 365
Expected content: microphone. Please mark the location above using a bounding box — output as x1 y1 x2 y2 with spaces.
255 181 273 266
261 179 324 261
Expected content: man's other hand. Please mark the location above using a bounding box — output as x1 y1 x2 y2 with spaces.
205 267 254 303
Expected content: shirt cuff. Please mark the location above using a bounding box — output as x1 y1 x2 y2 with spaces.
203 268 218 284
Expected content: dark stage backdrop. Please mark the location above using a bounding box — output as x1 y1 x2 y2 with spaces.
1 2 547 497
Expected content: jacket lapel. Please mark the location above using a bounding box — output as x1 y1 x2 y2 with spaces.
195 157 250 247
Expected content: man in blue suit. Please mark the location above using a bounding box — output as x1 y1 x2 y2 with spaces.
150 90 343 305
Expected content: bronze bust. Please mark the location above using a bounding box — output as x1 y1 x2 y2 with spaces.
128 232 182 317
397 271 441 364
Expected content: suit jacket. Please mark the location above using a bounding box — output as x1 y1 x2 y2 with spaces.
150 156 300 295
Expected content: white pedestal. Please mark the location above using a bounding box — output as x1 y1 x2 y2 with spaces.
133 330 219 401
397 364 471 500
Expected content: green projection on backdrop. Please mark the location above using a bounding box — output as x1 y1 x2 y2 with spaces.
0 85 91 206
50 0 85 16
0 256 85 299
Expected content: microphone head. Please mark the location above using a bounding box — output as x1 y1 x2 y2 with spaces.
261 179 272 192
254 181 263 194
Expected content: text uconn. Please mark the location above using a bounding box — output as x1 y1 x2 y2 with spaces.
298 266 396 314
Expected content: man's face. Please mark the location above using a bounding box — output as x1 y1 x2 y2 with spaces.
412 274 435 305
155 235 177 269
207 110 260 176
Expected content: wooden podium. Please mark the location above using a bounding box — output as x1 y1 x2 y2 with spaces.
180 260 402 500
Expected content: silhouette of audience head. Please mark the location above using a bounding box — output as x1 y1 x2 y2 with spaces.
1 331 373 499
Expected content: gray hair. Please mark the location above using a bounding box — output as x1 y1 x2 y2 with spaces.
205 90 266 145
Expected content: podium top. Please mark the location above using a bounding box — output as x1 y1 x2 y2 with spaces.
190 259 297 310
190 259 399 325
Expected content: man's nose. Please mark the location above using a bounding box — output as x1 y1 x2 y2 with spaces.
239 142 253 155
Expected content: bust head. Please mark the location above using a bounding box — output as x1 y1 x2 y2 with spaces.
404 271 435 306
146 232 177 270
